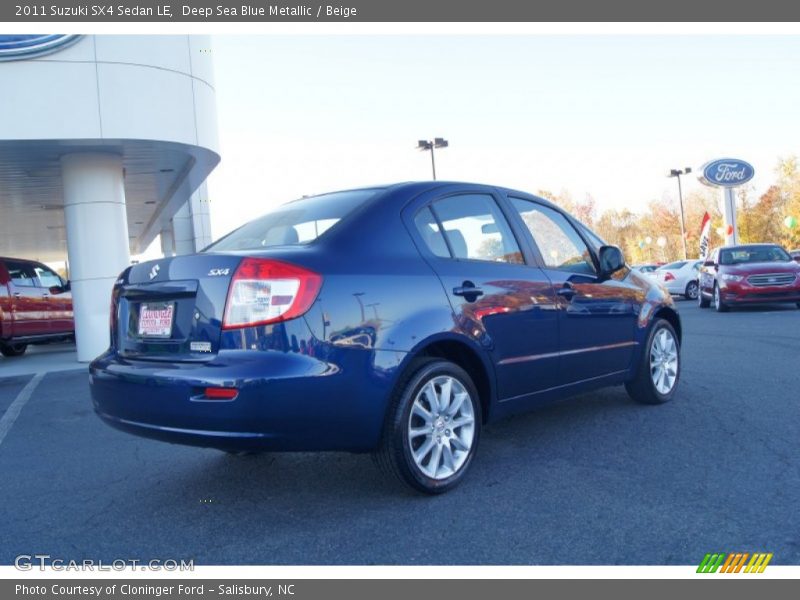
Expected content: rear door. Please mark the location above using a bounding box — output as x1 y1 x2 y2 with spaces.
505 197 640 385
409 190 561 399
4 260 50 336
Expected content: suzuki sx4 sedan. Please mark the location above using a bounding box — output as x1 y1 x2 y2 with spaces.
90 182 682 494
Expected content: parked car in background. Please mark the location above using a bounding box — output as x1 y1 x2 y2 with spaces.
632 264 660 278
0 257 74 357
89 182 683 494
654 259 703 299
698 243 800 312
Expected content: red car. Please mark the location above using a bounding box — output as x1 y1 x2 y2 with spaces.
698 244 800 312
0 257 74 357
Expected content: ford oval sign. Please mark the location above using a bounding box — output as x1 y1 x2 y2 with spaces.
0 35 80 61
699 158 755 188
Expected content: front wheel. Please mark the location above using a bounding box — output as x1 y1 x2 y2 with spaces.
375 359 481 494
713 283 729 312
685 280 699 300
698 288 710 308
0 343 28 357
625 319 681 405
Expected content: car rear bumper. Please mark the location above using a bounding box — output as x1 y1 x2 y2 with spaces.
89 346 405 452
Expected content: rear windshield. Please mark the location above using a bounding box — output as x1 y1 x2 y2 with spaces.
720 246 791 265
206 190 378 252
660 261 688 270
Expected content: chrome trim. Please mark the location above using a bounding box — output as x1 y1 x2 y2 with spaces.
746 273 796 287
497 340 639 366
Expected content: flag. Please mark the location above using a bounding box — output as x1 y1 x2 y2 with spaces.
699 211 711 259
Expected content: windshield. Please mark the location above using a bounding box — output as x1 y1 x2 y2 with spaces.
719 246 792 265
206 189 378 252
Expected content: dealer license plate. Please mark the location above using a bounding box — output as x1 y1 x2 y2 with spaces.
137 302 174 338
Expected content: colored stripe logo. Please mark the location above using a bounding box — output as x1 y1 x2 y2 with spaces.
697 552 773 573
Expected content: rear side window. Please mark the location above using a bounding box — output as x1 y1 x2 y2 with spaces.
428 194 524 264
5 261 37 287
414 207 450 258
207 189 377 252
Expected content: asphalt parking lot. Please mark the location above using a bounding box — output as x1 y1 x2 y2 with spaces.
0 301 798 566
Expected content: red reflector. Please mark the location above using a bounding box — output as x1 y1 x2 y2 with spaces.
204 387 238 400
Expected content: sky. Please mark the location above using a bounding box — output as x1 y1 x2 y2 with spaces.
196 34 800 242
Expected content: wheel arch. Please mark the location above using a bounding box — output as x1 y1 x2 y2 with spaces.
652 305 682 344
396 334 496 423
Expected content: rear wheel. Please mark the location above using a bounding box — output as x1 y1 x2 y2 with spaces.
685 280 699 300
375 359 481 494
625 319 680 405
0 343 28 357
713 283 729 312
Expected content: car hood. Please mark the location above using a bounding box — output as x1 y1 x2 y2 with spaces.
720 261 800 275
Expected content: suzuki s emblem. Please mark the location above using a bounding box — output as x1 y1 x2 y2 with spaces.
208 268 230 276
769 277 776 283
149 264 160 280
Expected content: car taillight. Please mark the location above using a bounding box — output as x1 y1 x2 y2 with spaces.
222 258 322 330
664 272 675 282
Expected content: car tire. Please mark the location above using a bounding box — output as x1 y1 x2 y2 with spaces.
625 319 680 405
698 288 710 308
713 283 729 312
0 343 28 357
684 280 699 300
375 358 482 494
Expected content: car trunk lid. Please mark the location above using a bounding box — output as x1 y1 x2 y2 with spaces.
114 253 244 361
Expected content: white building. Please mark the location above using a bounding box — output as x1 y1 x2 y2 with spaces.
0 34 220 361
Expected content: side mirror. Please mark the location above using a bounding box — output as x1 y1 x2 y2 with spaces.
794 256 800 264
598 245 625 276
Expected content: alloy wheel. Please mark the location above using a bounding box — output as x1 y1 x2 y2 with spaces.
649 328 679 395
407 375 475 480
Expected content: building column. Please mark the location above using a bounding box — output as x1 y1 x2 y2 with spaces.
171 183 214 255
160 227 175 257
172 202 195 255
61 153 130 362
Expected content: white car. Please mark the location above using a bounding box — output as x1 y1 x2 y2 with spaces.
655 259 703 299
632 264 660 281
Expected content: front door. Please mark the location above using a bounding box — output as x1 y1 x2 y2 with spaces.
506 197 639 385
32 262 73 334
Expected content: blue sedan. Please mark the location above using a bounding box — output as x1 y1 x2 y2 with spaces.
90 182 682 494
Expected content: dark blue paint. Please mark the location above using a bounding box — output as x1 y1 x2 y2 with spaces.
90 182 679 452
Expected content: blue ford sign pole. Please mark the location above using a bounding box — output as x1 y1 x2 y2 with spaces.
698 158 755 247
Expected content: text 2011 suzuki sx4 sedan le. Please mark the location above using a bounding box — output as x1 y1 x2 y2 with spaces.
90 182 682 493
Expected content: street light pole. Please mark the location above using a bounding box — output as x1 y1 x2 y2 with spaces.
417 138 449 180
668 167 691 260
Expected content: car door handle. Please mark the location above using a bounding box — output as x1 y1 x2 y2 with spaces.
13 292 21 298
556 283 577 300
453 282 484 299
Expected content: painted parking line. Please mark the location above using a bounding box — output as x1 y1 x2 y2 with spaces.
0 372 44 448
